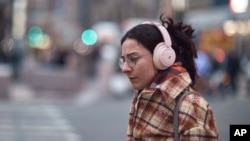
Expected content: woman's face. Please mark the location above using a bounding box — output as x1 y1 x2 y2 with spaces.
121 38 158 90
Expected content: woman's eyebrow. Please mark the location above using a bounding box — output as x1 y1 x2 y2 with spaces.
122 52 139 58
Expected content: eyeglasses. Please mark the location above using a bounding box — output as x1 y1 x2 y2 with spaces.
118 53 149 69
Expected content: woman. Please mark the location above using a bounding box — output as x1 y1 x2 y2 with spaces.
119 15 219 141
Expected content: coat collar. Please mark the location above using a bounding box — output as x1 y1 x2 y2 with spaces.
148 63 192 101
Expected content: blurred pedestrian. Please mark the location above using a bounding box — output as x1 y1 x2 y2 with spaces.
195 50 213 95
119 15 218 140
96 43 119 95
224 51 240 95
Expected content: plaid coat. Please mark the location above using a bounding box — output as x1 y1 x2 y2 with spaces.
127 64 218 141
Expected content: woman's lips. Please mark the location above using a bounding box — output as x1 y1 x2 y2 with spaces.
129 77 137 82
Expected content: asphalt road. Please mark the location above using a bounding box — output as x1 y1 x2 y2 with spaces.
0 92 250 141
60 94 250 141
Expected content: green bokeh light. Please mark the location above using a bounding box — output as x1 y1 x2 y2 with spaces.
27 26 43 48
81 29 98 46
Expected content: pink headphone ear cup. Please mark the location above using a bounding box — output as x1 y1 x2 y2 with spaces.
153 43 176 70
141 21 176 70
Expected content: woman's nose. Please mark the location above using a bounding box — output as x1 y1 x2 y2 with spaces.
122 62 132 73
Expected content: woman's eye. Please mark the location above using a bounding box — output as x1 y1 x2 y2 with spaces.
130 56 138 61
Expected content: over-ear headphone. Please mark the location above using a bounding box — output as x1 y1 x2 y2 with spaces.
141 22 176 70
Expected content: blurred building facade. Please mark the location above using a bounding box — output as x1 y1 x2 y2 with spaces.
1 0 249 55
0 0 13 63
0 0 250 98
179 0 250 95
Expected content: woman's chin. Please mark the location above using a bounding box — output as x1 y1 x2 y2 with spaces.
132 84 143 90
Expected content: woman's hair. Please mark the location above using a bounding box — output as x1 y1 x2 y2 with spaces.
121 14 198 87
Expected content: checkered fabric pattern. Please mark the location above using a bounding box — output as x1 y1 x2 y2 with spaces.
126 64 219 141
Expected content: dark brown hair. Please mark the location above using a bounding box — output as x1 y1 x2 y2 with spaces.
121 15 198 87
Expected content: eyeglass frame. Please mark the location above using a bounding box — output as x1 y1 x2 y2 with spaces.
118 52 150 69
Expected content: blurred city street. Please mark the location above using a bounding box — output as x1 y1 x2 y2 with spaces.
0 73 249 141
0 0 250 141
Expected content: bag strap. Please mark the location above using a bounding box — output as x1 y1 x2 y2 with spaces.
174 91 200 141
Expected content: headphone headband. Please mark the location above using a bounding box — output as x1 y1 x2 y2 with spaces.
141 21 172 47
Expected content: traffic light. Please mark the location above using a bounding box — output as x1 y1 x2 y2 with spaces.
81 29 98 46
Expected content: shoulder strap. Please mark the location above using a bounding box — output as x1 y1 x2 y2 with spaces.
174 91 200 141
